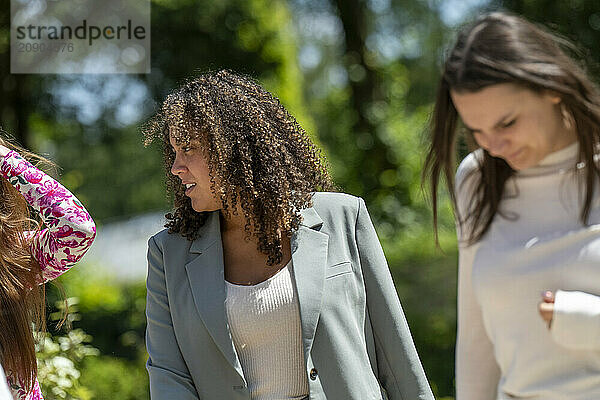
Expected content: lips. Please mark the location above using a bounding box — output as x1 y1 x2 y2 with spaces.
183 182 196 195
506 148 524 161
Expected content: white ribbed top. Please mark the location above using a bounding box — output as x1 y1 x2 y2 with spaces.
225 260 309 400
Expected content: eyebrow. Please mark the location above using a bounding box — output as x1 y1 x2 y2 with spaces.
463 112 515 133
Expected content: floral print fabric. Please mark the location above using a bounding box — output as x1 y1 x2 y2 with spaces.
0 150 96 400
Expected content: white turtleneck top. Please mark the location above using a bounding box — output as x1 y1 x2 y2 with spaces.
225 259 310 400
455 142 600 400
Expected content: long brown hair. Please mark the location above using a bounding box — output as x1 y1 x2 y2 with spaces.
0 135 51 394
144 70 336 265
424 12 600 244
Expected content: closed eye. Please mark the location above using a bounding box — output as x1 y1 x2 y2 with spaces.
501 119 516 129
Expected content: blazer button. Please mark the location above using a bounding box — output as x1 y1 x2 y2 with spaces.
309 368 318 380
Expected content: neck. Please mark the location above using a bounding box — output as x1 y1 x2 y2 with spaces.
554 127 578 153
220 205 251 236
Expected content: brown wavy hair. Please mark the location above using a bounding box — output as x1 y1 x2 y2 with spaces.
0 134 49 394
144 70 336 265
424 12 600 244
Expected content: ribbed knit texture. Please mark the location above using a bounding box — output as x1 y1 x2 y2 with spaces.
225 260 310 400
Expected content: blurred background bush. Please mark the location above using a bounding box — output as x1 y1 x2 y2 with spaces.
1 0 598 398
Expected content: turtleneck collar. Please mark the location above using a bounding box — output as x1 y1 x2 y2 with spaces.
517 141 579 177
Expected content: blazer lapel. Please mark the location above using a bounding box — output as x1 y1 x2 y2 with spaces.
292 207 329 364
184 211 245 381
183 205 330 378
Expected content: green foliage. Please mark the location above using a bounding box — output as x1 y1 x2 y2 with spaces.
0 0 311 226
46 269 149 399
29 116 169 222
48 268 147 362
498 0 600 79
235 0 317 139
36 323 99 400
388 231 457 396
79 356 149 400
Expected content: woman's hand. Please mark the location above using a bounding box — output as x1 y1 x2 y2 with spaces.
538 290 555 328
0 144 11 158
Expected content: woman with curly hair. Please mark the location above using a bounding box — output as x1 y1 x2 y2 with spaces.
0 136 96 400
425 12 600 400
143 70 433 400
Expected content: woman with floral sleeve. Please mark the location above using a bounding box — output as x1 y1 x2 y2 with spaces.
0 136 96 400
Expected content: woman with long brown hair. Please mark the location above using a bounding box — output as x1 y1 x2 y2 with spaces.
0 137 96 400
425 12 600 400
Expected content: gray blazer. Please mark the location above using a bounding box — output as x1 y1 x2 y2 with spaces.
146 192 434 400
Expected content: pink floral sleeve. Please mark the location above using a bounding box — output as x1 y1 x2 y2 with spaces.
0 150 96 284
9 378 42 400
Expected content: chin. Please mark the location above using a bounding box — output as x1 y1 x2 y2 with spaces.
507 159 536 171
506 161 525 171
504 152 536 171
191 204 211 213
506 160 522 170
190 199 220 213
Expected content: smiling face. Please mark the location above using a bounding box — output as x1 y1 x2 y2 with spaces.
451 83 577 170
169 134 221 213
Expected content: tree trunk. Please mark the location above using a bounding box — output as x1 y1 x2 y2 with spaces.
333 0 395 194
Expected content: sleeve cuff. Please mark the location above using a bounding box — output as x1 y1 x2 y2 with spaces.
550 290 600 350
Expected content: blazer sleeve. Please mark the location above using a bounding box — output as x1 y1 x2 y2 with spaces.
146 235 200 399
355 197 434 400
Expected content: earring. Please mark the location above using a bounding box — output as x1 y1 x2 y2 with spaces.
560 103 573 130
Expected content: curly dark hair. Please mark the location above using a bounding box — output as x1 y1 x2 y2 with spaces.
143 70 336 265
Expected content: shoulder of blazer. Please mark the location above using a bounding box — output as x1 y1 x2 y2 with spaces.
148 193 364 247
309 191 362 228
149 226 190 254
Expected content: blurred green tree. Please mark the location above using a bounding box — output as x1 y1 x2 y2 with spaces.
291 0 461 395
0 0 311 223
498 1 600 80
0 0 513 398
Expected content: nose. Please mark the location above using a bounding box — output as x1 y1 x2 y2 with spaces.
481 134 509 158
171 153 187 176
